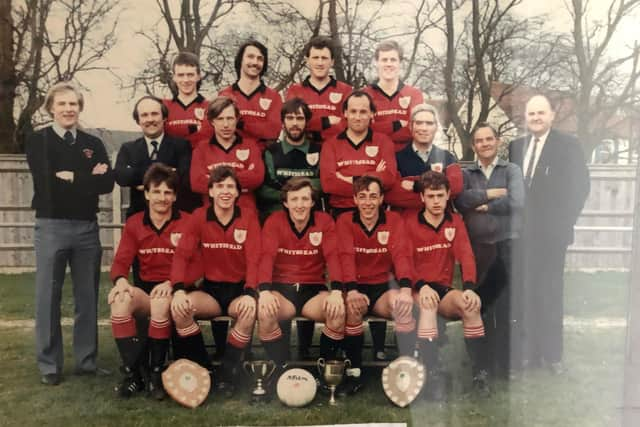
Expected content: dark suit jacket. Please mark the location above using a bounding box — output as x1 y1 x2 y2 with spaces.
114 135 193 216
508 128 590 247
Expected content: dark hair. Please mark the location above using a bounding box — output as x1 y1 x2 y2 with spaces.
234 40 268 78
173 51 200 73
143 163 178 192
280 177 318 204
207 165 241 193
281 98 312 122
417 171 450 193
342 90 376 113
471 122 499 141
374 40 403 61
132 95 169 123
207 96 240 121
353 175 383 195
305 36 336 59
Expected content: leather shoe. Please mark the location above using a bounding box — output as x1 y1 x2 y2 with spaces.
75 367 112 376
41 373 61 386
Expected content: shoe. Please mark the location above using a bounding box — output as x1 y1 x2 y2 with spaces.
472 369 491 397
337 374 364 397
74 367 112 376
215 366 237 398
41 373 61 386
147 368 166 401
423 370 447 401
373 350 387 361
115 367 145 398
549 361 566 376
297 347 312 360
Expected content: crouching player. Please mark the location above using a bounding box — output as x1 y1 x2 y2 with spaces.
109 164 202 399
257 177 345 377
336 176 415 394
405 171 490 399
170 166 261 395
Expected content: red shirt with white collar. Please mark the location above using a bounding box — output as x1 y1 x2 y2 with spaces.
163 94 214 151
190 134 264 212
219 82 282 150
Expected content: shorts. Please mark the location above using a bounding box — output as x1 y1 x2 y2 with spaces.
428 282 453 300
271 283 328 316
199 280 244 316
356 283 390 315
135 280 162 295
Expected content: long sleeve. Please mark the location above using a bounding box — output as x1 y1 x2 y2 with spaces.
170 212 201 286
320 218 343 290
114 144 145 188
389 218 413 285
110 220 139 282
452 216 477 284
487 164 525 215
73 138 115 196
335 214 357 284
189 142 210 196
319 140 354 197
236 144 265 192
257 214 280 287
243 215 262 290
368 137 398 189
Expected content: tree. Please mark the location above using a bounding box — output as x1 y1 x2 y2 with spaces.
0 0 120 153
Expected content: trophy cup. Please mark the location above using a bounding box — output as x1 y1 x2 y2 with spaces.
243 360 276 403
316 358 350 406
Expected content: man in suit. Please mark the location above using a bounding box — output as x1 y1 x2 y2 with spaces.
26 82 115 385
508 94 590 374
114 95 192 218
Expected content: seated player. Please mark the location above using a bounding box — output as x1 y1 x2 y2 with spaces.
257 177 345 376
336 176 415 394
170 166 261 395
109 163 201 399
405 171 490 399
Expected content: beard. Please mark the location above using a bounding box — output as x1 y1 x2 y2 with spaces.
285 128 305 142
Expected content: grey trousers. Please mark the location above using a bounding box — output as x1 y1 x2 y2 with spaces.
34 218 102 375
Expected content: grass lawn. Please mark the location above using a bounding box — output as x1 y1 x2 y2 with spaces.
0 271 630 427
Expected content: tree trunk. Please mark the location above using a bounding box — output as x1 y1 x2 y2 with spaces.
0 0 18 153
328 0 345 82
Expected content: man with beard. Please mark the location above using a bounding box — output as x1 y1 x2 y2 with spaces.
219 40 282 151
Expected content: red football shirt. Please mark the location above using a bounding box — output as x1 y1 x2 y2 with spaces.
163 94 214 151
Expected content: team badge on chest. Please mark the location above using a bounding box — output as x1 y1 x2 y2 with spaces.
329 92 343 104
309 231 323 246
236 149 250 161
234 228 247 244
194 108 205 120
377 231 389 245
306 152 319 166
365 145 379 157
170 232 182 247
444 227 456 242
430 162 443 173
259 98 272 110
398 96 411 110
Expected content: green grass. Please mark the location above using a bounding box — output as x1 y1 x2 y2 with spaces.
0 271 630 426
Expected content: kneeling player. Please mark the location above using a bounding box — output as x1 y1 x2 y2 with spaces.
109 164 201 399
405 171 489 398
257 177 345 375
336 176 415 394
170 166 260 395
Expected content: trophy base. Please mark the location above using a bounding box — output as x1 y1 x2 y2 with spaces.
250 393 272 404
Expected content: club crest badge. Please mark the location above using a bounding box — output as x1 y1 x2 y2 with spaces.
309 231 323 246
329 92 343 104
82 149 94 159
234 228 247 244
170 232 182 247
377 231 389 245
430 162 443 173
306 152 319 166
365 145 379 157
194 108 205 120
236 149 250 161
444 227 456 242
259 98 272 110
399 96 411 110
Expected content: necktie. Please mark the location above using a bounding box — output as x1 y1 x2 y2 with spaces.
63 131 74 145
525 137 539 186
150 140 158 161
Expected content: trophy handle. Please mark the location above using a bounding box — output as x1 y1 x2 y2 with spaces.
242 361 252 376
316 358 325 377
344 359 351 370
265 360 276 379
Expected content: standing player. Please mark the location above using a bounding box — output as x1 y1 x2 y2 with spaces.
319 90 397 215
109 164 201 399
219 40 282 151
385 103 462 212
257 178 345 376
363 41 424 152
26 82 114 386
170 166 260 395
285 36 352 145
405 171 490 398
190 96 264 212
336 176 415 394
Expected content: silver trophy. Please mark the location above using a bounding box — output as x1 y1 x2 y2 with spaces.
316 358 351 405
243 360 276 403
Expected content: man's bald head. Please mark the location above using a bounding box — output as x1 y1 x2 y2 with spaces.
525 95 555 138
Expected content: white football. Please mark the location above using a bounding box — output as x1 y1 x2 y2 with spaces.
276 368 317 407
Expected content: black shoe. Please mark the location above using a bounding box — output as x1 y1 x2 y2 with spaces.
74 367 112 376
423 370 447 401
41 373 61 386
147 368 166 401
337 374 364 397
297 347 312 360
215 365 237 398
373 350 387 361
472 369 491 397
115 367 145 398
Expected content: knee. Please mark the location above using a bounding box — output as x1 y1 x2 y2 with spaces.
110 300 132 318
326 316 345 331
257 309 276 325
171 310 193 328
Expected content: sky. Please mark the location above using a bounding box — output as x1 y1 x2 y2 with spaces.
68 0 640 132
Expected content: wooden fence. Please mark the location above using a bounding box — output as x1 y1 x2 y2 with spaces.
0 155 635 272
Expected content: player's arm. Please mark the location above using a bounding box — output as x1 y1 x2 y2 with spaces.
235 142 265 191
335 214 357 291
319 216 344 291
113 144 145 188
444 160 463 199
452 216 477 290
369 136 398 189
256 214 280 290
109 220 139 304
389 217 413 289
189 143 210 195
243 214 262 296
319 139 354 196
170 212 202 290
